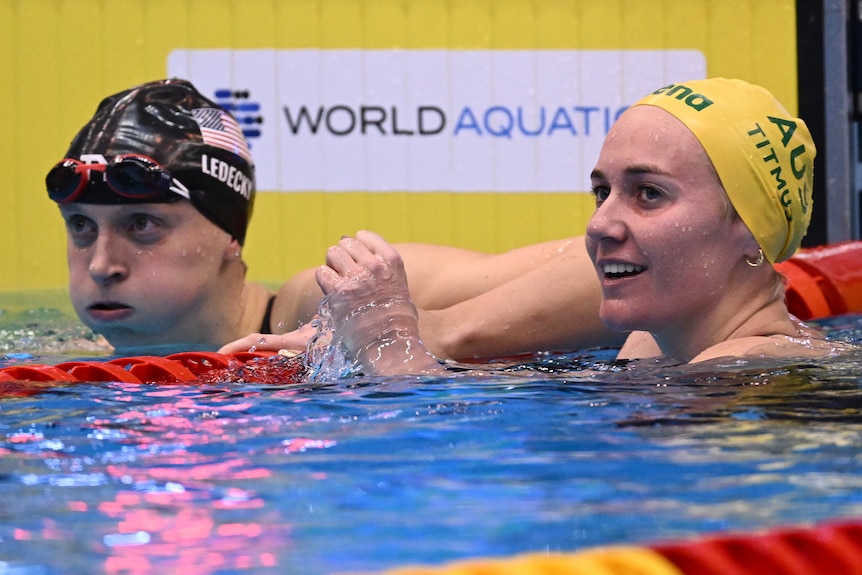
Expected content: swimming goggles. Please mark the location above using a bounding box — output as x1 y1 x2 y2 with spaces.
46 154 190 204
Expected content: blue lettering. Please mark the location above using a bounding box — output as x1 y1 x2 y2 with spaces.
452 105 626 137
574 106 599 136
484 106 514 138
454 107 483 135
517 107 545 136
548 107 577 136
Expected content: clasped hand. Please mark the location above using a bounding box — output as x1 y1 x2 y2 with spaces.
315 230 442 374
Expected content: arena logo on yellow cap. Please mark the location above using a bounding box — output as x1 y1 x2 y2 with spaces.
649 83 714 112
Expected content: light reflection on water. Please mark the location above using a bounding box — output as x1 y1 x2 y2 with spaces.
0 315 860 574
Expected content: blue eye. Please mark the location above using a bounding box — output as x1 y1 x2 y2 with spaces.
639 186 663 201
591 186 610 202
68 214 93 233
64 214 97 247
130 214 157 231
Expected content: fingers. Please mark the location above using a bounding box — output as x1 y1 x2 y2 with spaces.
354 230 392 256
324 239 369 275
315 264 341 294
356 230 404 271
325 231 393 275
218 333 262 354
218 331 310 354
317 230 405 294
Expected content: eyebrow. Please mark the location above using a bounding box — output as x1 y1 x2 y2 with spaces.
590 164 675 180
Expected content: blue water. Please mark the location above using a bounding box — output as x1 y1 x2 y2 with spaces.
0 315 861 574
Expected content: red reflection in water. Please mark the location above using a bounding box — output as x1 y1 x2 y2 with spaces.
76 383 330 573
8 379 339 573
98 492 286 574
92 483 291 574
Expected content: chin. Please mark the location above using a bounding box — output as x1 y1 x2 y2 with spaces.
599 305 645 334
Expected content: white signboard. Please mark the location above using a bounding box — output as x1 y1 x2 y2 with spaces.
167 49 706 193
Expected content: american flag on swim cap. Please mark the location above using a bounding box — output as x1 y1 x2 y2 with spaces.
191 108 253 165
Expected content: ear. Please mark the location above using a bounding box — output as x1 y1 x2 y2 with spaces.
733 218 763 263
223 237 243 262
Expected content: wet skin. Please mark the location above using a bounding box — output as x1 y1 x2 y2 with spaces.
585 105 755 347
59 201 240 351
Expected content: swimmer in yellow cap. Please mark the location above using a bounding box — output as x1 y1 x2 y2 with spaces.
587 77 830 362
312 78 842 374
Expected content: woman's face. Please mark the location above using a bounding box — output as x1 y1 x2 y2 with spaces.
585 105 750 336
60 200 237 351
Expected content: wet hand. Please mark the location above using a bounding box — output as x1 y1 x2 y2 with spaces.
316 230 410 302
315 230 442 375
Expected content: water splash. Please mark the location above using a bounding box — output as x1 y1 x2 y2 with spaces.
304 296 359 381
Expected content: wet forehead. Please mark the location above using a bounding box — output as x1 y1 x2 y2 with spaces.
596 105 714 180
58 200 198 221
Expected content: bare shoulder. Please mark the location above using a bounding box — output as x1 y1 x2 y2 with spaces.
237 281 277 334
620 322 853 364
269 269 323 332
691 332 842 363
617 331 661 360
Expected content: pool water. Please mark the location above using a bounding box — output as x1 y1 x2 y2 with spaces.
0 314 861 574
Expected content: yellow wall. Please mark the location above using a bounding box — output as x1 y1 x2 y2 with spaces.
1 0 798 291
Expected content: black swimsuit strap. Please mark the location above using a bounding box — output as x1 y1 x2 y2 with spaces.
260 294 276 334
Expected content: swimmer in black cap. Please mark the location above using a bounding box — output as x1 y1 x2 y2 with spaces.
52 79 621 357
47 79 277 353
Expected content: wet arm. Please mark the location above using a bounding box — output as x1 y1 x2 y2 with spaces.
269 236 624 360
417 238 625 360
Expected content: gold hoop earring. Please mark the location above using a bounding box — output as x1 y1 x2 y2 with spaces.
746 248 764 268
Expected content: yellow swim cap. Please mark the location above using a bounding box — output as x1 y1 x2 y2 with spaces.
631 78 815 263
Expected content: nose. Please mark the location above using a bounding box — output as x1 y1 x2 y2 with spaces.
87 232 129 286
585 192 627 247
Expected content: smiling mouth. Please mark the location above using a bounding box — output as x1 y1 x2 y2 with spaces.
602 263 646 279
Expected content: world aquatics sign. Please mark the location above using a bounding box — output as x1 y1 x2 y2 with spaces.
167 49 706 193
281 103 624 139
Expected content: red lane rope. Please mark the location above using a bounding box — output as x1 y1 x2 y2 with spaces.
0 351 308 390
652 519 862 575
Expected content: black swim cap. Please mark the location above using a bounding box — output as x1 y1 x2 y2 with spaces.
51 79 255 245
